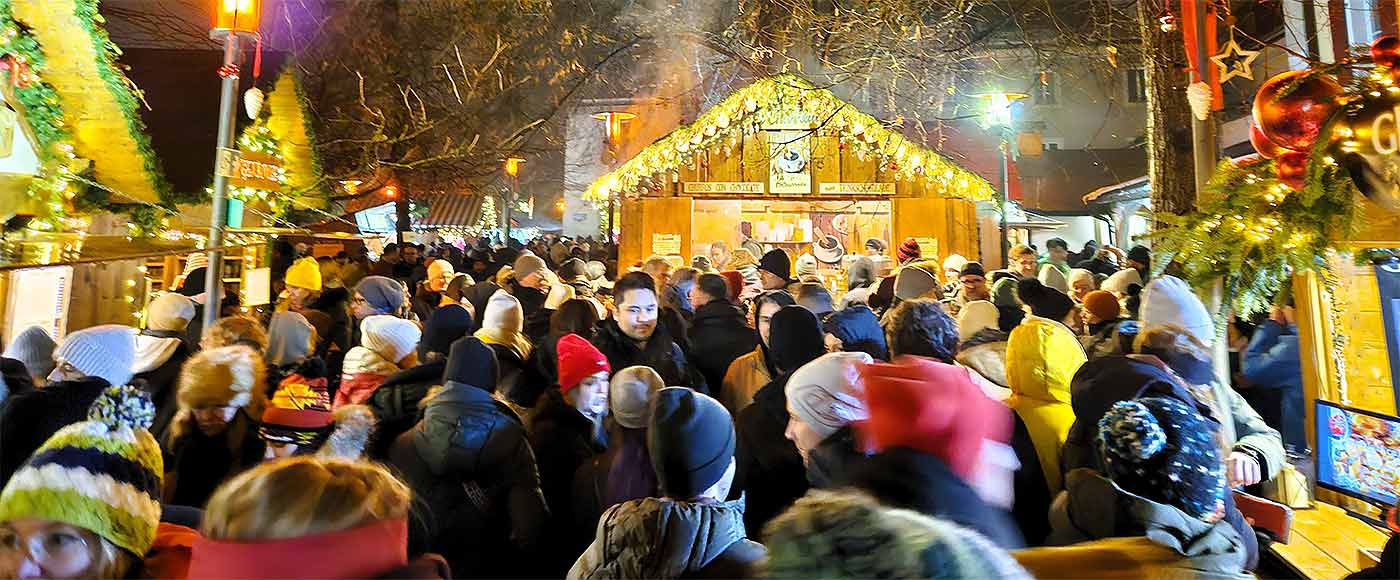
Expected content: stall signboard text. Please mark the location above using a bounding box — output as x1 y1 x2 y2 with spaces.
216 147 283 191
652 233 682 256
683 182 765 194
819 182 896 195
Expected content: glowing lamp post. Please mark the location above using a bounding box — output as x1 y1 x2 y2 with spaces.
503 157 525 242
975 91 1028 268
592 111 636 237
204 0 261 324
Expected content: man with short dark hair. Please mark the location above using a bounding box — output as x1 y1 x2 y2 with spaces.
395 243 423 281
1041 238 1071 275
371 243 400 277
688 273 757 399
592 272 704 390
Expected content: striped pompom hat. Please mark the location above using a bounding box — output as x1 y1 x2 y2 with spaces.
0 385 163 556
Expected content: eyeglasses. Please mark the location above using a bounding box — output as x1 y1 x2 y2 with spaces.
0 525 91 567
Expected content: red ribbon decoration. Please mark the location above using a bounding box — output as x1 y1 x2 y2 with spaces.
1180 0 1223 110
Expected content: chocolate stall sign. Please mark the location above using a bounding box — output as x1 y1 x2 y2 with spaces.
1343 102 1400 211
215 147 283 191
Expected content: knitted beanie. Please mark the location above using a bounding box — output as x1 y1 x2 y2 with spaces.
146 293 197 332
718 270 745 303
648 387 736 499
4 325 56 380
795 253 819 280
960 261 987 279
1068 268 1096 292
1038 264 1070 293
285 257 323 292
758 249 793 283
859 356 1010 480
942 253 969 275
610 365 665 429
1127 244 1152 266
420 305 473 359
1081 290 1122 323
1098 398 1227 521
482 289 524 333
769 305 827 374
259 373 333 446
265 311 314 367
360 315 422 363
894 261 941 301
1016 277 1076 322
354 276 405 315
513 254 547 280
444 336 499 393
846 256 877 290
764 490 1033 580
957 300 1001 343
786 352 872 439
556 333 610 394
178 345 264 410
1140 275 1215 347
0 385 163 556
56 324 137 386
427 258 454 281
897 237 922 263
1101 268 1143 295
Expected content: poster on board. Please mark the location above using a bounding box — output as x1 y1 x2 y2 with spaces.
768 122 812 195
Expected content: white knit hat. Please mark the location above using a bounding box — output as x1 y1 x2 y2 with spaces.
1067 268 1095 291
359 315 422 363
958 300 1001 343
55 325 137 386
785 351 872 439
1038 265 1070 293
942 253 969 274
1140 275 1216 347
482 290 524 333
145 293 197 332
1101 268 1143 295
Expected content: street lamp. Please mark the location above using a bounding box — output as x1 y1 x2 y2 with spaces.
592 111 636 238
503 156 525 243
204 0 261 324
975 91 1028 269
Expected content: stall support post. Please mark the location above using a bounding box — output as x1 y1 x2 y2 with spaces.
503 177 515 243
1187 4 1228 387
998 126 1011 268
204 31 241 323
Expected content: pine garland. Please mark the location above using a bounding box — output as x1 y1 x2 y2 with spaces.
1147 155 1361 316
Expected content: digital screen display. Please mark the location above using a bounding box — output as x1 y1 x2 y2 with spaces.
1316 400 1400 507
355 202 397 234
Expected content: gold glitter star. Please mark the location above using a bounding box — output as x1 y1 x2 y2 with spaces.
1211 37 1261 84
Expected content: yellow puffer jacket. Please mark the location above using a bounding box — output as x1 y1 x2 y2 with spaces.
1005 316 1086 493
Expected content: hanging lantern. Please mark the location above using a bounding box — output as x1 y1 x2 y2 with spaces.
214 0 262 32
243 87 264 119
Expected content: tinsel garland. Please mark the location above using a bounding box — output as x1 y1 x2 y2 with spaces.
1147 154 1361 316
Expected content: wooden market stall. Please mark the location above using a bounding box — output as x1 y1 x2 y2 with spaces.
587 75 996 288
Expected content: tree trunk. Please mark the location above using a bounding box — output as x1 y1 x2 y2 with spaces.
1138 0 1197 217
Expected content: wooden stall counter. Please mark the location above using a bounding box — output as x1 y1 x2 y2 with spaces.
1269 502 1390 579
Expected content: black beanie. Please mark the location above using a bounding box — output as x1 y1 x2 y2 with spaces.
558 258 586 280
648 387 736 499
1016 277 1076 322
421 305 474 358
959 261 986 278
444 336 499 393
768 305 826 374
1127 245 1151 266
758 249 793 282
179 268 207 297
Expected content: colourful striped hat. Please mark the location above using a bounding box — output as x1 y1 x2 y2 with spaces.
0 385 163 556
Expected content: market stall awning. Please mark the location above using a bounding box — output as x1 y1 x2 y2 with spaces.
586 74 996 202
415 193 484 228
0 232 268 272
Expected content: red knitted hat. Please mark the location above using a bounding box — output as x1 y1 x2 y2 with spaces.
557 333 610 394
1081 290 1122 323
719 270 744 303
858 355 1010 480
896 237 922 263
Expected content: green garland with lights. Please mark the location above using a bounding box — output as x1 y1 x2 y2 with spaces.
1147 154 1361 316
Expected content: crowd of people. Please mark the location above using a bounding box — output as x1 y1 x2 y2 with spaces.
0 232 1386 579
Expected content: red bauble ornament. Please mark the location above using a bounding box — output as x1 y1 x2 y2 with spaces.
1274 151 1309 190
1252 71 1342 152
1372 35 1400 69
1249 123 1285 159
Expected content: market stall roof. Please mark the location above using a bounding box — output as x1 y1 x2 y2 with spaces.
0 232 268 272
586 74 996 202
415 193 485 228
1083 176 1150 205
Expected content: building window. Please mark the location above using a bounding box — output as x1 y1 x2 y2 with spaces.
1346 0 1383 43
1042 139 1063 151
1126 68 1147 103
1035 71 1058 105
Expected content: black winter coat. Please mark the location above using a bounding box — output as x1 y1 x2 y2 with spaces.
367 360 446 460
852 446 1025 549
388 381 547 579
0 376 108 485
1010 414 1053 546
731 374 808 537
132 333 193 442
590 318 705 393
805 425 867 489
491 344 542 410
687 301 757 401
529 391 605 576
163 411 265 509
0 358 35 402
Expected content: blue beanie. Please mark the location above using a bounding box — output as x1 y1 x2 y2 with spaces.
1098 397 1227 521
354 276 405 315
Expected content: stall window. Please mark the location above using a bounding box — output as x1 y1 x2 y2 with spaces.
1346 0 1383 43
1126 68 1147 103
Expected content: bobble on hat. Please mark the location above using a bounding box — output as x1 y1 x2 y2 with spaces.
1098 400 1167 460
1096 397 1227 522
89 384 156 433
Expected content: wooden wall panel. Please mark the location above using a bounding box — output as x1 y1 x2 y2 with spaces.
742 132 767 184
812 135 840 188
619 197 645 268
640 197 694 264
679 154 701 185
709 146 741 182
842 149 877 184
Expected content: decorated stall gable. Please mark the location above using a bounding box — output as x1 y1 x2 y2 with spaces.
585 74 995 203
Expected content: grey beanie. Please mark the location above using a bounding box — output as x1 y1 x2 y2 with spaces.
610 365 665 429
4 325 56 380
648 387 736 499
354 276 405 315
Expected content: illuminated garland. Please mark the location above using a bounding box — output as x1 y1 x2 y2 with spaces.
585 74 995 203
1147 155 1360 316
221 121 291 215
